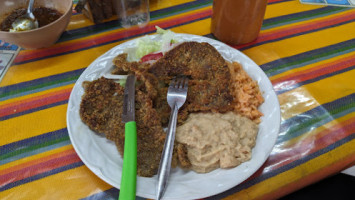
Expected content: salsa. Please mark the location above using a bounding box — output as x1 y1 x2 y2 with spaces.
1 7 63 32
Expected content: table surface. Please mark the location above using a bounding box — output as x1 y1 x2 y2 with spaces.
1 0 354 199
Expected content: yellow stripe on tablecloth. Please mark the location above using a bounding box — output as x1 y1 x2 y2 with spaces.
67 14 94 30
0 42 119 86
298 68 355 101
223 139 355 200
244 21 355 66
0 104 67 146
0 165 112 200
265 0 324 19
172 18 211 37
278 69 355 121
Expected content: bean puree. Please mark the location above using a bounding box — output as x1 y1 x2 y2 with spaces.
176 112 258 173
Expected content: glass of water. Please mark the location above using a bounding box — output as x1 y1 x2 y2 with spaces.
115 0 150 28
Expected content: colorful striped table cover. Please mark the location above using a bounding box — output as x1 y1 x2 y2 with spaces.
1 0 354 199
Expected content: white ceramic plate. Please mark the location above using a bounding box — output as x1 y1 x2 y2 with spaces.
66 34 281 200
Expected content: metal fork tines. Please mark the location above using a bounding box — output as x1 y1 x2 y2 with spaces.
156 76 188 200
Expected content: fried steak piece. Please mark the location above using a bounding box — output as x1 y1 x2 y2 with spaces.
79 77 167 177
149 42 228 81
80 77 124 134
148 42 234 123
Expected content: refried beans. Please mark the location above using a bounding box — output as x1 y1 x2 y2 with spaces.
176 112 258 173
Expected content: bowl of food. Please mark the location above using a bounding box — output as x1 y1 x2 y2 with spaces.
0 0 72 49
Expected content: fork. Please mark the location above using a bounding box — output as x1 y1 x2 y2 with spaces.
156 76 188 200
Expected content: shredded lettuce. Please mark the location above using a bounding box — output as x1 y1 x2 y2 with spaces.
156 26 178 44
125 26 178 61
156 26 178 53
135 35 161 59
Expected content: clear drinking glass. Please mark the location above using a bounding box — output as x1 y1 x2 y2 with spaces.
115 0 150 28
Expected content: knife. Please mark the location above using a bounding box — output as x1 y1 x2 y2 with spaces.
119 74 137 200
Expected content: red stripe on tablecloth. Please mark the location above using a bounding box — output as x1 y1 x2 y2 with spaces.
0 151 81 186
0 88 72 118
0 149 75 176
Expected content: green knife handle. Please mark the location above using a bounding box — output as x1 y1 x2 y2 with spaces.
119 121 137 200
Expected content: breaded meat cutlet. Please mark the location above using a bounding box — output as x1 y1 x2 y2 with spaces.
148 42 235 121
79 77 168 177
112 53 150 75
148 41 230 82
112 53 160 100
80 77 124 134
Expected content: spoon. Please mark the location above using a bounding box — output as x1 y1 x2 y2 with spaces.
10 0 39 32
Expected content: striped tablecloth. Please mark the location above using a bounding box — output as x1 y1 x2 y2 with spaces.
1 0 354 199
